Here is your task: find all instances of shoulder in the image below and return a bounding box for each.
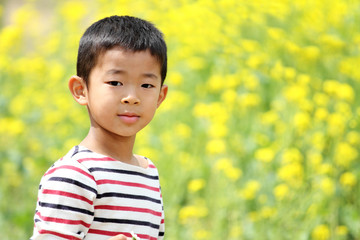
[44,146,94,177]
[40,146,98,193]
[134,154,159,170]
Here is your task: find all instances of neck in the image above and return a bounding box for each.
[80,126,136,164]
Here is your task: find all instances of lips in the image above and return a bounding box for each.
[118,113,140,124]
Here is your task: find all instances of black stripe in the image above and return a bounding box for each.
[48,177,97,194]
[88,167,159,180]
[159,231,165,237]
[71,145,79,157]
[97,192,161,204]
[39,201,94,216]
[93,217,159,229]
[71,145,92,157]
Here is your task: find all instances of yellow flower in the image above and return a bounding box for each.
[284,67,297,81]
[224,167,242,181]
[167,72,183,86]
[335,142,358,168]
[162,90,190,111]
[281,148,303,164]
[320,177,335,196]
[261,110,279,125]
[340,172,357,187]
[215,158,232,170]
[187,57,206,70]
[313,92,329,107]
[194,230,210,239]
[0,26,22,51]
[243,73,259,90]
[238,93,261,108]
[327,113,346,136]
[277,162,303,187]
[274,184,289,201]
[302,46,320,61]
[179,205,208,224]
[320,34,345,51]
[260,206,277,219]
[241,39,259,52]
[323,80,339,95]
[193,103,210,118]
[294,111,311,133]
[314,108,328,121]
[283,84,308,102]
[206,139,226,155]
[1,161,22,187]
[336,83,355,102]
[209,122,228,138]
[285,41,300,54]
[221,89,237,105]
[175,123,192,139]
[308,152,323,169]
[255,147,275,163]
[59,1,87,23]
[188,179,206,192]
[0,118,25,136]
[336,225,348,236]
[312,224,330,240]
[246,53,267,69]
[267,27,285,40]
[215,158,242,181]
[207,75,224,92]
[317,163,334,176]
[346,131,360,145]
[230,225,243,238]
[339,57,360,81]
[239,180,261,200]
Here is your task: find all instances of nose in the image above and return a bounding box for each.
[121,92,140,105]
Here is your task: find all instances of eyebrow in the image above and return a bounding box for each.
[106,69,159,80]
[106,69,125,75]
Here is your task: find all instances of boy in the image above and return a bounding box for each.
[31,15,168,240]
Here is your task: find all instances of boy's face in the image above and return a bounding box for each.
[83,47,167,138]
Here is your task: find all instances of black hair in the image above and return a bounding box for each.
[76,15,167,85]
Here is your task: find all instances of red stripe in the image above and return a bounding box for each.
[148,164,156,168]
[78,157,116,163]
[96,179,160,192]
[38,229,82,240]
[95,205,162,217]
[45,165,94,181]
[138,233,158,240]
[42,189,93,205]
[87,229,127,236]
[161,218,165,224]
[36,212,91,228]
[87,229,156,240]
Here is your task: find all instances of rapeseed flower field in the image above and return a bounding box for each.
[1,0,360,239]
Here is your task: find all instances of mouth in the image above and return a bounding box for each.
[118,113,140,124]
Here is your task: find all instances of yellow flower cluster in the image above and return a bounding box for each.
[1,0,360,239]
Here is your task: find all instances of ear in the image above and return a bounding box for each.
[157,84,168,108]
[68,75,88,105]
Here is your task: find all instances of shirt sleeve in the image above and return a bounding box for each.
[158,187,165,240]
[31,160,97,240]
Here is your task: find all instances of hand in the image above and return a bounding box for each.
[107,234,131,240]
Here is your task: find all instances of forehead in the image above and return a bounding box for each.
[95,47,162,72]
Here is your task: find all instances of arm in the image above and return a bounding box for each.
[31,161,97,239]
[108,235,131,240]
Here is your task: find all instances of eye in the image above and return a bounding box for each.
[108,81,122,86]
[142,83,155,89]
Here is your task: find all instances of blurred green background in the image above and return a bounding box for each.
[1,0,360,239]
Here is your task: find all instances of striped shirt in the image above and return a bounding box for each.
[31,145,165,240]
